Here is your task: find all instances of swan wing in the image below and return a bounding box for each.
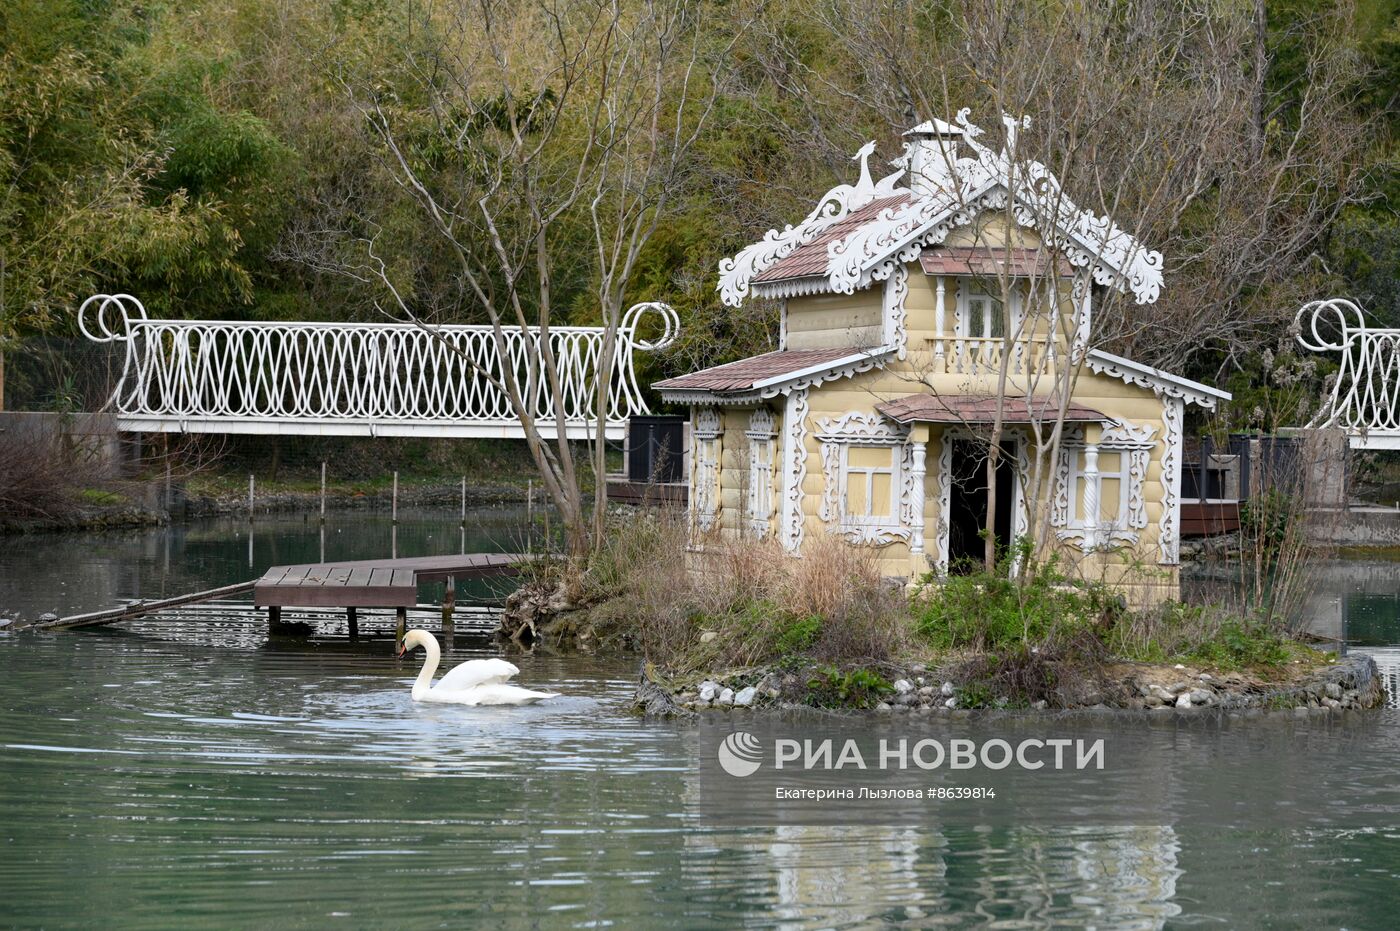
[460,683,560,706]
[434,658,519,692]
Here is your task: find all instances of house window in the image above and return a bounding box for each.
[957,282,1023,339]
[843,445,899,526]
[1067,449,1129,530]
[816,412,913,546]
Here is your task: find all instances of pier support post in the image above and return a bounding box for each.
[395,606,407,646]
[441,575,455,646]
[347,606,358,642]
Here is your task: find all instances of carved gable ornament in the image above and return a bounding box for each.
[718,110,1164,309]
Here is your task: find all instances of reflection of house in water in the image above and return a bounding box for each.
[685,821,1182,925]
[1366,649,1400,710]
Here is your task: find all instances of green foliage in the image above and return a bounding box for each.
[1111,601,1298,671]
[774,615,822,654]
[804,665,893,709]
[953,682,996,710]
[1184,620,1292,670]
[913,548,1110,652]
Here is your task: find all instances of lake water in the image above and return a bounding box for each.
[4,512,1400,928]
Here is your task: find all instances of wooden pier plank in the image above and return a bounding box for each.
[36,552,530,629]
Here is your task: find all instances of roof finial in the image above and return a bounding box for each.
[852,141,876,198]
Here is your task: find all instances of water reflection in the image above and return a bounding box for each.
[4,524,1400,926]
[0,507,533,621]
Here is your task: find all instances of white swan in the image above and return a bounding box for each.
[398,629,559,706]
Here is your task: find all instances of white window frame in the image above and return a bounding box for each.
[1067,449,1130,532]
[955,280,1024,340]
[1050,420,1157,551]
[840,444,901,530]
[815,413,915,546]
[745,408,776,537]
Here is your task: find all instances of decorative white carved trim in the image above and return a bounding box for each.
[934,276,947,360]
[1013,432,1031,543]
[694,406,722,438]
[815,413,915,546]
[745,408,776,538]
[717,142,908,307]
[692,406,722,533]
[728,111,1170,311]
[930,428,1028,571]
[1051,418,1155,551]
[884,262,909,361]
[745,406,776,440]
[751,276,838,301]
[815,411,909,445]
[780,390,809,553]
[1101,417,1157,449]
[934,433,952,574]
[656,348,894,407]
[1085,349,1228,409]
[909,440,927,556]
[1159,396,1184,564]
[814,111,1164,305]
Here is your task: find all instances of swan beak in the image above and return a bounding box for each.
[396,642,405,657]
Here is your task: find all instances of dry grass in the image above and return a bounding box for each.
[0,427,104,523]
[583,512,910,670]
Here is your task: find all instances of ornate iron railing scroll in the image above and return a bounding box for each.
[78,295,679,438]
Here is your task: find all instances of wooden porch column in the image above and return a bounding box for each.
[933,276,947,370]
[908,426,928,571]
[395,606,407,645]
[346,606,358,642]
[1082,442,1100,551]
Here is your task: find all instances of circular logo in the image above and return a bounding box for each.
[717,731,763,778]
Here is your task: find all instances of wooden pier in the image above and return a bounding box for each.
[30,553,527,642]
[255,553,524,641]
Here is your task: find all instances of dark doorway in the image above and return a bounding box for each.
[947,438,1016,573]
[626,416,685,484]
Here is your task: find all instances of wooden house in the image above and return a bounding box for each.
[655,114,1229,598]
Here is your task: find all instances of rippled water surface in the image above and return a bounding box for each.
[4,515,1400,928]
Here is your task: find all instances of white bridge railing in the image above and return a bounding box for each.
[79,295,678,440]
[1297,299,1400,450]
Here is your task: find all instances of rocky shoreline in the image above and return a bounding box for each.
[635,653,1385,717]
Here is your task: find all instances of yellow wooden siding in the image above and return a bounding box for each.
[785,291,883,350]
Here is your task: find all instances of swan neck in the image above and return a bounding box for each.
[412,636,440,699]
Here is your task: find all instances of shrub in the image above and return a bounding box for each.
[913,550,1110,652]
[804,665,893,708]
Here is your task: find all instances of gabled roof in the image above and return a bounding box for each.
[718,111,1164,308]
[1085,349,1231,410]
[754,196,910,283]
[654,345,891,403]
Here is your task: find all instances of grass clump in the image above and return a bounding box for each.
[1109,602,1299,671]
[804,665,894,709]
[913,548,1116,653]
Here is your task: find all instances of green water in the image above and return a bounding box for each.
[5,514,1400,928]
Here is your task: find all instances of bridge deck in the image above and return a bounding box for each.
[254,553,524,608]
